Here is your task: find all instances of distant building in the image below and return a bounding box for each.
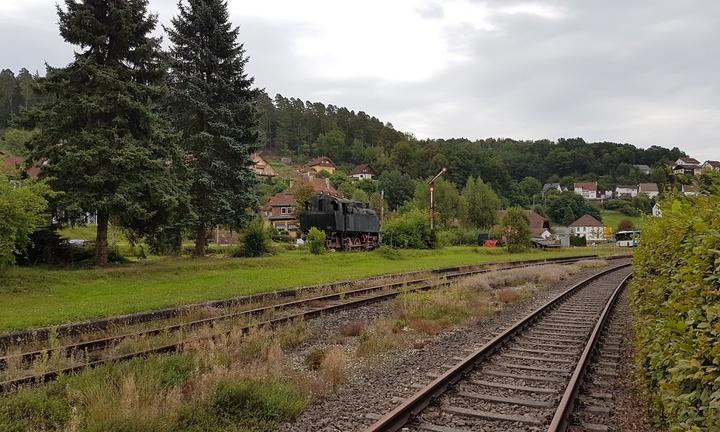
[542,183,562,194]
[497,209,551,238]
[250,153,277,177]
[349,164,376,181]
[1,153,40,178]
[308,156,336,174]
[673,157,702,176]
[702,160,720,172]
[615,185,638,198]
[682,184,699,196]
[569,214,605,242]
[633,164,651,175]
[574,182,598,200]
[638,183,659,199]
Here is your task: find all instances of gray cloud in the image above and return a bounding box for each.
[1,0,718,160]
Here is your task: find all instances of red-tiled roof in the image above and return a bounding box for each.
[308,156,335,168]
[1,154,39,178]
[677,157,700,165]
[262,178,338,210]
[638,183,659,192]
[497,210,550,237]
[574,182,597,191]
[682,184,698,192]
[569,214,604,228]
[350,164,375,176]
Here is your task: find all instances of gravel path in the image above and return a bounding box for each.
[278,262,630,432]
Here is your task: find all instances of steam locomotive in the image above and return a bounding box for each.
[298,194,380,250]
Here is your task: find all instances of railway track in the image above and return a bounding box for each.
[365,263,632,432]
[0,255,616,395]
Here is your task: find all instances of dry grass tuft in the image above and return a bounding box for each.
[318,347,347,390]
[356,320,407,357]
[338,321,365,337]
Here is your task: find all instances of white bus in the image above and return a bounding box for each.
[616,230,640,247]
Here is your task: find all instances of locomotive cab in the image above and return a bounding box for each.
[299,194,380,250]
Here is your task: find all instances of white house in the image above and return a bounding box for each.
[569,214,605,242]
[349,164,376,181]
[673,157,702,176]
[615,185,638,198]
[574,182,598,200]
[652,203,662,217]
[638,183,659,199]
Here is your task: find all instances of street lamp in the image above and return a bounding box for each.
[428,167,447,231]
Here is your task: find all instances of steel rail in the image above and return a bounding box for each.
[0,257,616,395]
[0,254,618,349]
[0,256,607,370]
[364,263,631,432]
[547,272,633,431]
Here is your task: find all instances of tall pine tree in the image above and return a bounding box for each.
[167,0,259,256]
[20,0,183,266]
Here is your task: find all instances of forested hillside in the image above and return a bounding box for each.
[2,67,685,207]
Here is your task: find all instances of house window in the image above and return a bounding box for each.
[280,207,293,215]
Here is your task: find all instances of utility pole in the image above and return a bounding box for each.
[428,167,447,231]
[380,189,385,224]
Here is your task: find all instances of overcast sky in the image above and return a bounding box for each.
[1,0,718,160]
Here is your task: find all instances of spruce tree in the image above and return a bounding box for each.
[21,0,183,266]
[167,0,259,256]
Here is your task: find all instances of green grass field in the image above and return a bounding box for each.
[0,247,618,332]
[599,209,645,231]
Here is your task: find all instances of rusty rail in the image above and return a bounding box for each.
[364,263,631,432]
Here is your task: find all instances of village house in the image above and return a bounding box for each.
[1,152,40,178]
[702,160,720,172]
[672,157,702,176]
[308,156,336,174]
[542,183,562,194]
[349,164,375,181]
[573,182,598,200]
[250,153,277,177]
[638,183,659,198]
[682,184,699,197]
[569,214,605,243]
[632,164,651,175]
[615,185,638,198]
[262,176,338,237]
[497,209,551,238]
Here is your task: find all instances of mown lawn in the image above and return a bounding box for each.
[0,247,615,332]
[599,209,645,231]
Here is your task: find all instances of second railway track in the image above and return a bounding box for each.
[366,263,632,432]
[0,255,617,395]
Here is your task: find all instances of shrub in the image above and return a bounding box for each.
[496,207,531,253]
[374,245,401,260]
[630,189,720,431]
[617,219,634,231]
[240,218,273,257]
[211,380,307,423]
[381,208,435,249]
[307,227,326,254]
[570,235,586,247]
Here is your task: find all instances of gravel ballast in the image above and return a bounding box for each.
[278,262,636,432]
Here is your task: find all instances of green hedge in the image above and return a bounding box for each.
[630,190,720,431]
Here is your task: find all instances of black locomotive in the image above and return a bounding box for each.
[298,194,380,250]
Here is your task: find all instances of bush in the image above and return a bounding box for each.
[381,208,436,249]
[495,208,531,253]
[570,235,586,247]
[307,227,326,254]
[0,385,71,431]
[239,218,273,257]
[630,189,720,431]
